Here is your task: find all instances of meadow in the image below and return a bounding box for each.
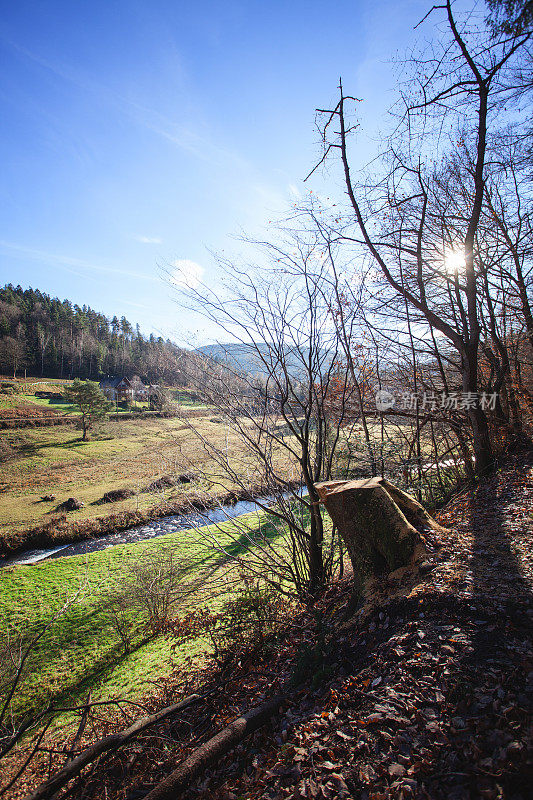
[0,510,284,734]
[0,381,455,555]
[0,385,301,736]
[0,398,273,552]
[0,379,452,744]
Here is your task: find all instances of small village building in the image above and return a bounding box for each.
[100,376,158,404]
[130,375,150,400]
[99,377,135,403]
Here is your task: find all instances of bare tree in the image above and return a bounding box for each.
[308,0,531,476]
[0,336,26,378]
[175,235,360,597]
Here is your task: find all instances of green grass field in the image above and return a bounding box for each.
[0,380,333,743]
[0,509,287,734]
[0,378,457,744]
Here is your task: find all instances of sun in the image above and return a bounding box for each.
[444,249,466,274]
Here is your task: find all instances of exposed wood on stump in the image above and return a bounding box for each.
[315,477,445,590]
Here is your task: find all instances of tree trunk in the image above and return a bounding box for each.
[308,502,324,596]
[467,403,493,476]
[315,477,444,591]
[24,693,203,800]
[515,264,533,361]
[143,695,284,800]
[462,349,493,477]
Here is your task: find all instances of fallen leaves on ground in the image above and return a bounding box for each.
[11,448,533,800]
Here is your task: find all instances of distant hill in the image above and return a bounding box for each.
[197,342,334,381]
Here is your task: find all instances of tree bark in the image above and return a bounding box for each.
[23,694,203,800]
[143,695,284,800]
[315,477,444,590]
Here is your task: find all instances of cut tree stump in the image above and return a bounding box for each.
[315,477,446,590]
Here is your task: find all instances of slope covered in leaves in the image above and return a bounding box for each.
[14,447,533,800]
[167,448,533,800]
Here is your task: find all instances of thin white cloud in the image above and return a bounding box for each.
[4,38,250,172]
[134,235,162,244]
[121,299,149,309]
[131,109,250,170]
[169,259,204,289]
[0,239,157,282]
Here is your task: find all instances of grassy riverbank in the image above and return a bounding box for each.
[0,413,283,553]
[0,510,284,733]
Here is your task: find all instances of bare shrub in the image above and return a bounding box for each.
[101,592,137,654]
[209,573,292,666]
[130,549,193,634]
[101,548,197,647]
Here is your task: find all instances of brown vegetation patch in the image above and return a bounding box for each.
[143,474,194,492]
[99,488,136,504]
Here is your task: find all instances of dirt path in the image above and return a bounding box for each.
[430,446,533,606]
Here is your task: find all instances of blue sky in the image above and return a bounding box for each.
[0,0,429,343]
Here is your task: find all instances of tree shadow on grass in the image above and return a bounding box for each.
[8,602,158,724]
[38,638,135,714]
[17,438,87,457]
[32,518,285,710]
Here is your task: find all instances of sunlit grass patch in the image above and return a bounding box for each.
[0,414,298,545]
[0,509,287,730]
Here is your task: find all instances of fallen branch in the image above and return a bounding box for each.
[63,693,91,764]
[22,693,203,800]
[143,694,285,800]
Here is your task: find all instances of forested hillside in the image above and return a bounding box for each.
[0,284,187,383]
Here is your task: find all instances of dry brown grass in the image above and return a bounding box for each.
[0,414,295,553]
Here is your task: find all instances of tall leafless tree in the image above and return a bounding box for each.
[175,235,362,596]
[308,0,531,475]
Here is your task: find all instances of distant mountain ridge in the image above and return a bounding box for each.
[197,342,334,380]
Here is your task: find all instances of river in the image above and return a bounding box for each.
[1,493,288,569]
